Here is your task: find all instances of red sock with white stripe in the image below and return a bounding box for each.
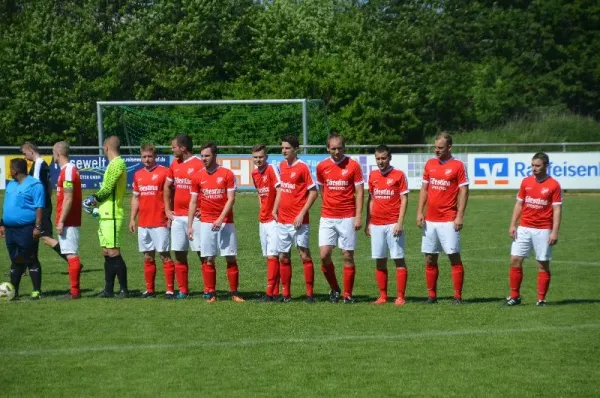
[280,259,292,297]
[375,268,388,299]
[163,260,175,293]
[144,259,156,293]
[425,264,438,298]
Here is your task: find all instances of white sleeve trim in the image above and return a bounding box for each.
[190,192,199,196]
[166,177,174,182]
[133,192,140,196]
[458,181,470,187]
[400,189,410,195]
[354,181,365,186]
[307,183,316,190]
[421,180,429,184]
[65,163,74,182]
[552,202,562,206]
[227,188,236,192]
[33,158,43,180]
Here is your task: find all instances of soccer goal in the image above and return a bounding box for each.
[96,99,329,155]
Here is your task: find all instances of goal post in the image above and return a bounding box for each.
[96,99,323,155]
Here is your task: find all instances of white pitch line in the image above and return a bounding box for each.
[4,324,599,357]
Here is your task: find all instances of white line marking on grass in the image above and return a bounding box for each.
[4,324,599,357]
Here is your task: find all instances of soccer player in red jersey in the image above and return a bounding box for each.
[365,145,410,306]
[164,134,204,299]
[251,144,282,301]
[416,133,469,304]
[129,144,175,299]
[505,152,562,307]
[273,135,318,303]
[188,142,243,303]
[316,133,364,303]
[52,141,83,300]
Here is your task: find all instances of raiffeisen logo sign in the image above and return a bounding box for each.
[468,153,600,190]
[473,158,509,186]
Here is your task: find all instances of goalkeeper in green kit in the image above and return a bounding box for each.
[83,136,129,298]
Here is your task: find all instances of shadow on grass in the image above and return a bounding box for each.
[550,299,600,306]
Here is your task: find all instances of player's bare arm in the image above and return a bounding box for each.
[454,185,469,231]
[395,193,408,237]
[272,187,281,222]
[354,183,364,231]
[187,195,198,240]
[129,194,140,234]
[163,179,174,221]
[416,182,428,228]
[213,190,235,231]
[57,186,73,235]
[508,200,523,239]
[294,188,318,229]
[549,205,562,246]
[365,193,372,236]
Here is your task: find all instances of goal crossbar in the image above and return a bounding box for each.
[96,99,310,155]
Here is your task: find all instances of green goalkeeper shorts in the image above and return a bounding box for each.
[98,219,123,249]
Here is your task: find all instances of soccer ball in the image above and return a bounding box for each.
[0,282,16,301]
[92,208,100,218]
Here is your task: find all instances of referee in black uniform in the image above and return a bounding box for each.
[21,142,69,264]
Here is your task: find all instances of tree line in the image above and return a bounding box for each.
[1,0,598,147]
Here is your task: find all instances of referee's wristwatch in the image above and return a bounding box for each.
[34,224,42,231]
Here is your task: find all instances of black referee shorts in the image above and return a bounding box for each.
[5,225,38,264]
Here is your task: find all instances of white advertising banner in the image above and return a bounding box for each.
[0,156,5,190]
[468,152,600,190]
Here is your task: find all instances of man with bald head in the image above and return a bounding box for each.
[53,141,83,299]
[83,136,130,298]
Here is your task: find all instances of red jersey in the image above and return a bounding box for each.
[190,166,236,223]
[517,176,562,229]
[278,159,316,224]
[316,156,364,219]
[368,168,409,226]
[133,165,169,227]
[422,157,469,222]
[167,156,204,217]
[56,163,82,227]
[252,164,281,223]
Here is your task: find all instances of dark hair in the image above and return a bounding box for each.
[435,132,453,146]
[252,144,267,153]
[21,141,39,153]
[374,144,391,157]
[174,134,193,152]
[532,152,550,166]
[326,133,345,148]
[282,135,300,149]
[10,158,28,174]
[140,144,157,155]
[200,141,218,155]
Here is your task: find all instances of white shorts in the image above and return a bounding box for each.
[370,224,405,259]
[171,215,201,252]
[200,222,237,257]
[318,217,356,250]
[511,226,552,261]
[260,221,279,257]
[58,226,80,255]
[138,227,170,253]
[421,221,461,254]
[277,223,310,253]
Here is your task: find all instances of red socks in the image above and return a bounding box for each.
[202,263,216,293]
[67,256,81,296]
[280,259,292,297]
[375,268,388,299]
[226,262,240,292]
[343,266,356,298]
[537,271,551,301]
[266,258,279,296]
[174,261,189,294]
[451,263,464,299]
[396,267,407,299]
[144,259,157,293]
[163,260,175,293]
[303,259,314,296]
[425,264,438,298]
[321,263,340,292]
[509,266,523,299]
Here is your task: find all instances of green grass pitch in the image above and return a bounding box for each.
[0,191,599,396]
